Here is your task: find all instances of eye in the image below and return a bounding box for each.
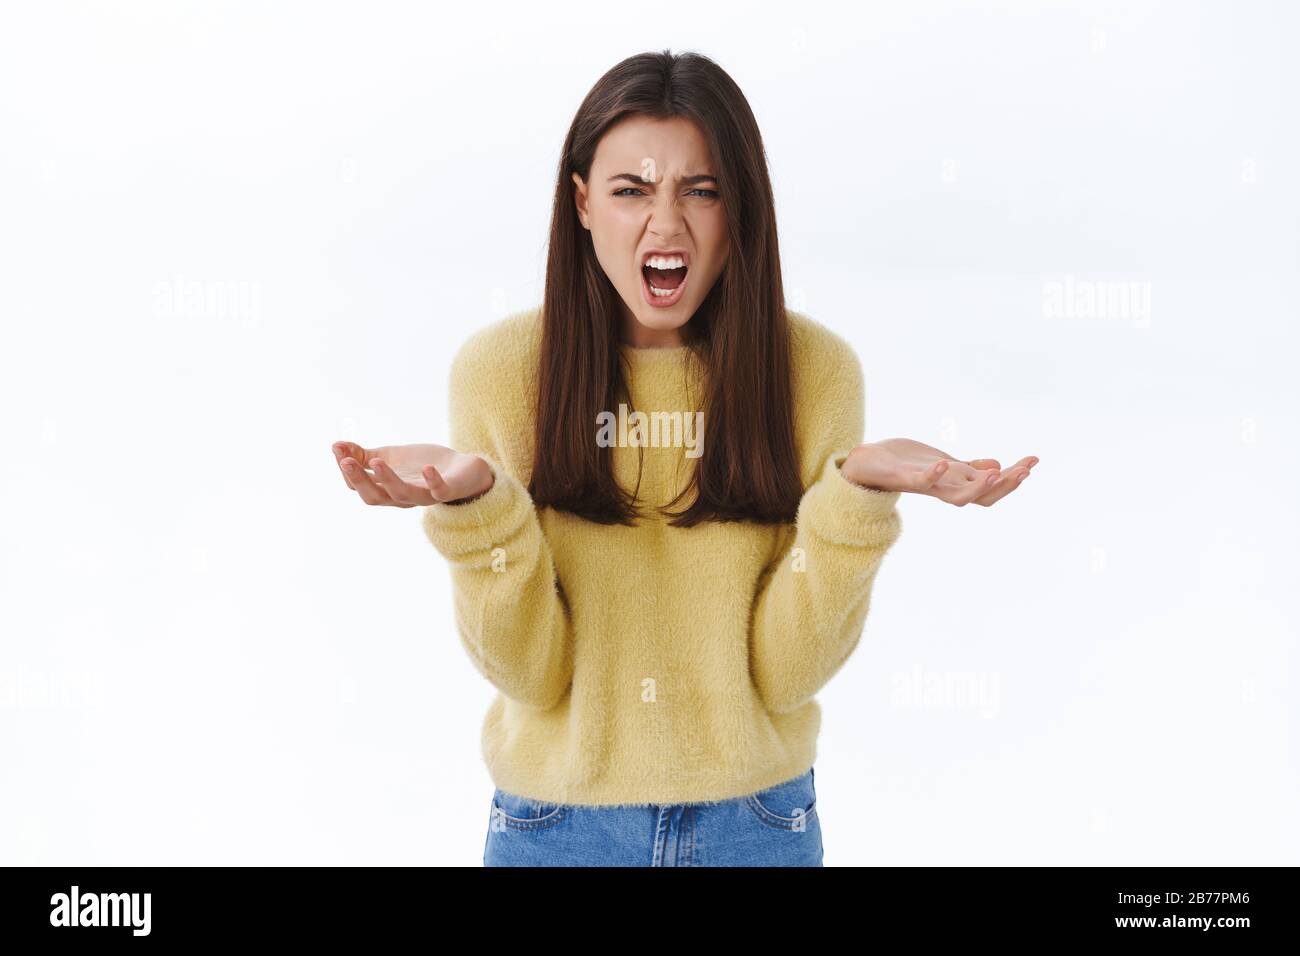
[613,187,720,198]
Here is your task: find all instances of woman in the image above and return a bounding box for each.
[331,50,1036,866]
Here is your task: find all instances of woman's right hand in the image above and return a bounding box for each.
[331,441,495,507]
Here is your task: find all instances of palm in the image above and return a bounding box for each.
[331,440,493,507]
[843,437,1037,507]
[367,444,442,483]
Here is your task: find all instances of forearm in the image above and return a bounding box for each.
[750,452,903,714]
[423,454,575,708]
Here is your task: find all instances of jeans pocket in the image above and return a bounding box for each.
[744,768,817,831]
[489,788,566,831]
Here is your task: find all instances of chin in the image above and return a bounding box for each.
[636,310,689,330]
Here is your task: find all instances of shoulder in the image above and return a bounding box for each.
[448,304,543,391]
[780,308,863,408]
[786,308,862,392]
[444,306,542,473]
[784,309,867,485]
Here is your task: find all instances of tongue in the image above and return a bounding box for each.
[647,266,687,290]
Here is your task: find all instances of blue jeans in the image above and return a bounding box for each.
[483,767,823,866]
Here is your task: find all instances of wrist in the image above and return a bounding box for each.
[838,460,890,493]
[445,472,495,505]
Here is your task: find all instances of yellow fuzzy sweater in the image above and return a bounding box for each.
[421,306,903,807]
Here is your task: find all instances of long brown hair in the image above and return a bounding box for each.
[530,49,802,528]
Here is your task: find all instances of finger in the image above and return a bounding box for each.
[334,440,370,462]
[334,455,356,490]
[333,441,369,490]
[422,463,457,502]
[1002,455,1038,475]
[926,460,987,500]
[967,458,1001,471]
[956,468,1001,505]
[934,466,1000,506]
[340,456,395,505]
[972,468,1027,506]
[370,457,432,507]
[972,458,1036,506]
[937,459,983,482]
[914,458,950,491]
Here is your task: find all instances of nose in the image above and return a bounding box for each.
[647,192,686,243]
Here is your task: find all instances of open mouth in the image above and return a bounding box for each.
[640,252,690,307]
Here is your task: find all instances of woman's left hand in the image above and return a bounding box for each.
[840,437,1037,507]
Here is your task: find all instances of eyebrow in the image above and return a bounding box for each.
[606,172,718,186]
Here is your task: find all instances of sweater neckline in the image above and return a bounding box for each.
[618,341,704,380]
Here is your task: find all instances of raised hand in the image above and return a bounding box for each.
[840,437,1037,507]
[331,440,494,507]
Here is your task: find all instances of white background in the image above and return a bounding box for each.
[1,0,1295,865]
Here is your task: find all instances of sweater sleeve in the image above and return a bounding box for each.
[748,341,903,715]
[420,340,575,710]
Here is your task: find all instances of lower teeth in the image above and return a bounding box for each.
[645,267,686,297]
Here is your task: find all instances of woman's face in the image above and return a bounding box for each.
[573,115,729,347]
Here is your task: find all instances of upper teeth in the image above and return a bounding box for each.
[645,255,685,270]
